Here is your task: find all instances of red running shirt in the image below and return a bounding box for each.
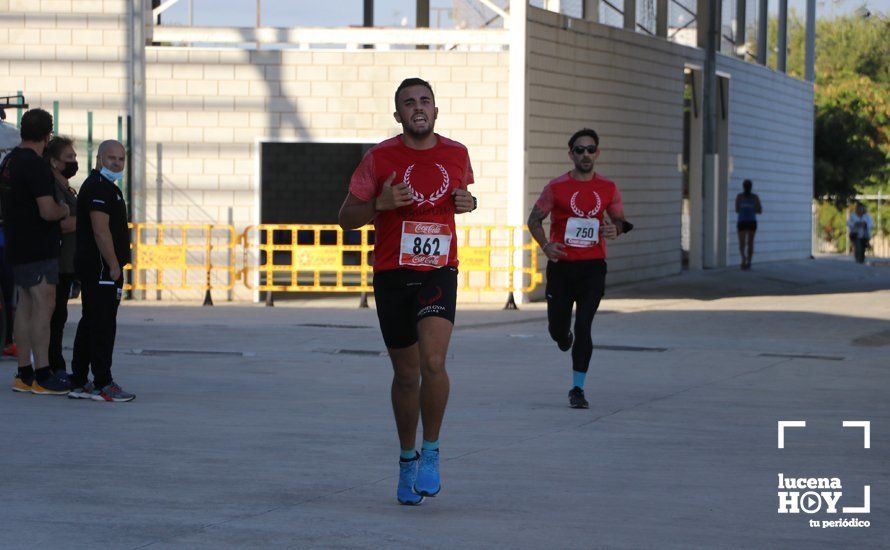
[349,135,474,272]
[534,172,623,261]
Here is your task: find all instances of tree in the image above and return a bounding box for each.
[768,12,889,204]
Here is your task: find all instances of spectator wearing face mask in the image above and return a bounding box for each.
[43,136,80,380]
[68,140,134,402]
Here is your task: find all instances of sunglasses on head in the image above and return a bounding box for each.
[572,145,597,155]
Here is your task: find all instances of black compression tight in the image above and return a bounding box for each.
[545,260,606,373]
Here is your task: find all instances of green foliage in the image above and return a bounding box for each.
[815,78,888,204]
[758,13,889,205]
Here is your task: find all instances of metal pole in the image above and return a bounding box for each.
[363,0,374,49]
[777,0,788,72]
[804,0,816,81]
[583,0,600,22]
[86,111,93,170]
[657,0,668,37]
[735,0,747,56]
[416,0,429,49]
[757,0,768,65]
[156,142,162,302]
[624,0,636,31]
[52,100,59,135]
[227,206,234,302]
[256,0,261,50]
[16,90,23,128]
[702,0,719,267]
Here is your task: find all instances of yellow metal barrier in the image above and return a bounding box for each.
[455,226,542,295]
[126,223,237,292]
[241,224,542,296]
[241,224,375,292]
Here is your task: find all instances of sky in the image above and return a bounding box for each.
[157,0,888,28]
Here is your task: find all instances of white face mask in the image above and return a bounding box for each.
[100,166,124,182]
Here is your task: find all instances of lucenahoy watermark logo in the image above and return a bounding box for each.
[777,421,871,529]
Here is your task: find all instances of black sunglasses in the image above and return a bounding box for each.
[572,145,597,155]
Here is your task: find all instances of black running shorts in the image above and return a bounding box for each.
[737,221,757,232]
[372,266,458,349]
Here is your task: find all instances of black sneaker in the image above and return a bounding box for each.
[568,386,589,409]
[557,332,573,352]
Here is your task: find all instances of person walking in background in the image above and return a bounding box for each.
[847,202,874,264]
[735,179,762,270]
[44,136,79,380]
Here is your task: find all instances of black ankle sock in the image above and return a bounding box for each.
[18,365,33,378]
[35,366,52,382]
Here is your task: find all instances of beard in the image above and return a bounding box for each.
[575,159,594,174]
[404,120,435,139]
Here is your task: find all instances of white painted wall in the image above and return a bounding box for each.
[717,55,815,266]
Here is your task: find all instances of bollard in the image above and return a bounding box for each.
[265,290,274,307]
[358,291,369,308]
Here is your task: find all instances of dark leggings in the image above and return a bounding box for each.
[545,260,606,373]
[49,273,77,372]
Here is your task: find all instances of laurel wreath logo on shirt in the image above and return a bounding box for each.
[570,191,602,218]
[404,163,451,207]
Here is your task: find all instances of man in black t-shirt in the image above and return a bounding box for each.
[0,109,71,395]
[68,140,135,402]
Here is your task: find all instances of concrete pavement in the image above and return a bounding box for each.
[1,258,888,549]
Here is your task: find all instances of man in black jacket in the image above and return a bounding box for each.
[67,140,134,402]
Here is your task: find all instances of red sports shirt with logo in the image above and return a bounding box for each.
[534,172,623,261]
[349,134,474,272]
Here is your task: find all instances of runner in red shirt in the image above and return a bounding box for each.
[338,78,476,505]
[527,128,632,409]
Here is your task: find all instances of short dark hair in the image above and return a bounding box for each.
[743,179,753,190]
[44,135,74,161]
[568,128,599,149]
[394,78,435,109]
[20,108,53,142]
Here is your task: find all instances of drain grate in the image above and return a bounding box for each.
[129,349,250,357]
[297,323,372,329]
[593,344,667,353]
[335,349,388,357]
[759,352,844,361]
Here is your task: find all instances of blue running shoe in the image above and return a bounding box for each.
[397,454,423,505]
[414,449,440,497]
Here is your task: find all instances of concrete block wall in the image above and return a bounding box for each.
[145,47,510,301]
[525,7,694,289]
[0,0,131,186]
[717,55,814,266]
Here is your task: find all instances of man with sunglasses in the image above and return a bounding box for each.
[527,128,631,409]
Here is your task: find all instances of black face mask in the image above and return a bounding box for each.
[61,161,78,179]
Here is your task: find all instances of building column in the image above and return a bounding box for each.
[777,0,788,72]
[656,0,668,37]
[624,0,636,31]
[756,0,768,64]
[508,0,527,302]
[416,0,429,27]
[583,0,600,22]
[129,0,147,223]
[735,0,746,56]
[805,0,816,81]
